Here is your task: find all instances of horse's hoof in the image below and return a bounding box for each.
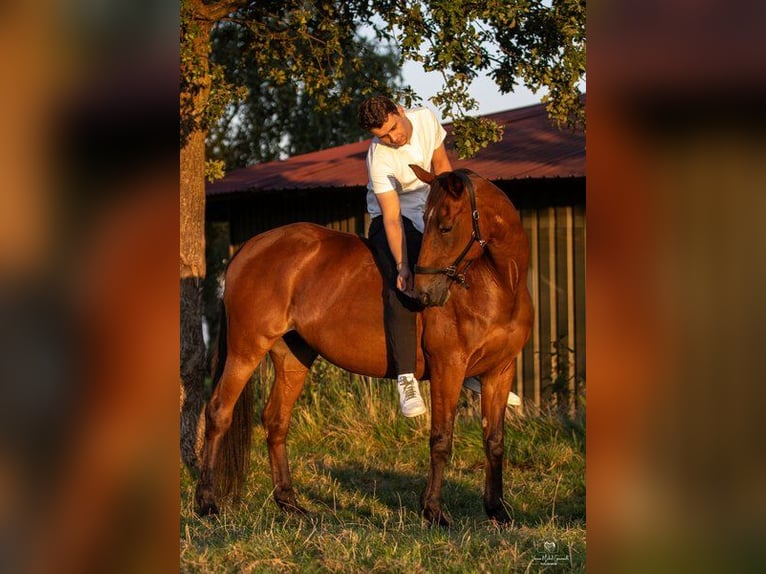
[274,491,308,516]
[485,502,512,525]
[195,487,220,517]
[423,507,452,528]
[196,500,220,517]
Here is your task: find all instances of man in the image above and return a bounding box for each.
[359,95,521,417]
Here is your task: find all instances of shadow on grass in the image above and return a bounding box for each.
[297,462,485,522]
[292,459,585,528]
[295,462,581,527]
[300,463,425,518]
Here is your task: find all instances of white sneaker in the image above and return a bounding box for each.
[462,377,522,407]
[397,374,427,417]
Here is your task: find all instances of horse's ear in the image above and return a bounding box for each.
[410,164,435,184]
[445,172,465,198]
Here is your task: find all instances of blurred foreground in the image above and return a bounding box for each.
[588,1,766,571]
[0,1,178,573]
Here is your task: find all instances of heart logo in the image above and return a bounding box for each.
[543,541,556,553]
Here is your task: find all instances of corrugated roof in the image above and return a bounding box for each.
[207,98,585,196]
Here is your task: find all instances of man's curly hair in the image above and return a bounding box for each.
[358,95,399,131]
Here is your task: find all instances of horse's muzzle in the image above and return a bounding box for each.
[415,277,451,307]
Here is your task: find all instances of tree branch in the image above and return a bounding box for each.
[198,0,251,22]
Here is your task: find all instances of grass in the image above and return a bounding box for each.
[181,360,585,572]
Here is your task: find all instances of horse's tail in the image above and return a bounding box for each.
[210,302,253,501]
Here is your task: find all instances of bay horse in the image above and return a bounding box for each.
[194,167,533,525]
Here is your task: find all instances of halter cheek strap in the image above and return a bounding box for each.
[414,172,487,288]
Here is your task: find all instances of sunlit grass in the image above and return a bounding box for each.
[181,359,585,572]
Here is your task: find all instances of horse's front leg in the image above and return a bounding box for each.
[421,365,464,527]
[479,364,515,524]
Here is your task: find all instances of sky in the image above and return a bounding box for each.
[360,16,550,123]
[400,59,544,123]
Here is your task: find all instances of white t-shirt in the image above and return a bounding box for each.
[365,107,447,233]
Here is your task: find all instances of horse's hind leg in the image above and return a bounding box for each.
[263,331,317,514]
[195,349,264,516]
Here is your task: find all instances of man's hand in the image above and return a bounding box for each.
[396,265,414,294]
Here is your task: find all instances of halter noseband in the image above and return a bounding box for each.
[413,171,487,288]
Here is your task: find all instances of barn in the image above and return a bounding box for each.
[206,100,585,413]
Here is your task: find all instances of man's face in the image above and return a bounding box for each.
[370,106,413,148]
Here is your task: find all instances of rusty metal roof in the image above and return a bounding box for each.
[207,99,585,196]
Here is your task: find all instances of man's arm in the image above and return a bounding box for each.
[375,190,413,294]
[431,142,452,174]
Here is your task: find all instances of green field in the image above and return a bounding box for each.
[180,360,586,572]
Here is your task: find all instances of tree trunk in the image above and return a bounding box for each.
[180,127,208,473]
[180,278,206,473]
[180,3,215,473]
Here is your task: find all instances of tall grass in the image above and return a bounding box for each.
[181,358,585,572]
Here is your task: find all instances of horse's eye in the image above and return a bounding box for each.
[439,225,452,234]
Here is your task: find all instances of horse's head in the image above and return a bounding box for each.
[411,165,488,307]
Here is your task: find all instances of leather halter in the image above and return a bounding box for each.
[414,171,487,288]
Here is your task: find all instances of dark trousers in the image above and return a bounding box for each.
[368,216,423,375]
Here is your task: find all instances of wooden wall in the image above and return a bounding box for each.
[518,203,586,415]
